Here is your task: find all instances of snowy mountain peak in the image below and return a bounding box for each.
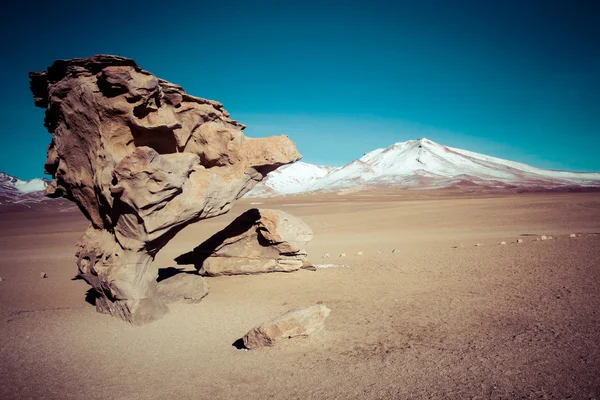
[247,139,600,196]
[0,172,48,194]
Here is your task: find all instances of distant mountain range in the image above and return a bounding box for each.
[248,138,600,196]
[0,172,73,213]
[3,138,600,210]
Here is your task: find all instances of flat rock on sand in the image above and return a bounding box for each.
[242,304,331,349]
[156,273,209,304]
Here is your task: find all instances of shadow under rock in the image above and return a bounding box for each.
[157,267,199,282]
[232,338,248,350]
[85,288,101,306]
[174,208,262,270]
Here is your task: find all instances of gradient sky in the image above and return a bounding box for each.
[1,0,598,179]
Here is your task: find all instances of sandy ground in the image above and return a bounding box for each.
[1,190,600,399]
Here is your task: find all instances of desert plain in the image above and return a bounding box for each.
[1,190,599,399]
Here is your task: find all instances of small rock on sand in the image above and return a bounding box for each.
[475,243,482,247]
[40,272,47,279]
[0,276,4,282]
[540,235,547,241]
[339,253,346,257]
[377,251,381,254]
[500,241,507,245]
[548,236,553,240]
[391,249,400,253]
[242,304,331,349]
[516,239,523,243]
[322,253,330,258]
[569,233,576,238]
[356,252,363,256]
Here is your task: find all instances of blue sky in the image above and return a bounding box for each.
[1,0,598,179]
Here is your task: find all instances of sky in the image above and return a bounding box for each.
[0,0,598,179]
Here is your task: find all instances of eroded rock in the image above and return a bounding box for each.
[30,55,300,324]
[177,208,312,276]
[242,304,331,349]
[157,273,209,304]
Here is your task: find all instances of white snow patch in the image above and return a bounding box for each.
[14,178,47,193]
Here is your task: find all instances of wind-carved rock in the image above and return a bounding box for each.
[176,209,313,276]
[29,55,300,324]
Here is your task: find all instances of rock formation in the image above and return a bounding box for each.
[242,304,331,349]
[29,55,300,324]
[176,208,313,276]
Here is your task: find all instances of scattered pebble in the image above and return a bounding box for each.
[0,276,4,282]
[322,253,330,259]
[569,233,576,238]
[500,241,506,245]
[377,251,381,254]
[548,236,553,240]
[536,238,540,241]
[40,272,47,279]
[540,235,547,241]
[356,251,363,256]
[339,253,346,257]
[314,264,349,269]
[391,249,400,253]
[475,243,482,247]
[516,239,523,243]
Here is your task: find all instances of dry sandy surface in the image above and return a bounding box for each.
[1,190,600,399]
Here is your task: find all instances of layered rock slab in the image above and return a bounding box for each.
[242,304,331,349]
[177,208,313,276]
[30,55,300,324]
[156,273,209,304]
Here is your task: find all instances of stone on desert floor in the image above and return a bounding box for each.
[517,239,523,243]
[29,55,300,324]
[176,209,312,276]
[40,272,47,279]
[540,235,548,241]
[242,304,331,349]
[500,241,507,245]
[156,273,209,304]
[357,251,363,255]
[570,233,577,238]
[339,253,346,257]
[0,276,4,282]
[392,249,400,253]
[322,253,330,258]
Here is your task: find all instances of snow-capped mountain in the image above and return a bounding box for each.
[249,162,335,196]
[0,172,47,194]
[0,172,73,213]
[248,138,600,196]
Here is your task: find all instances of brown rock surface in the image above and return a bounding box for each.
[29,55,300,324]
[177,208,313,276]
[242,304,331,349]
[156,273,209,304]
